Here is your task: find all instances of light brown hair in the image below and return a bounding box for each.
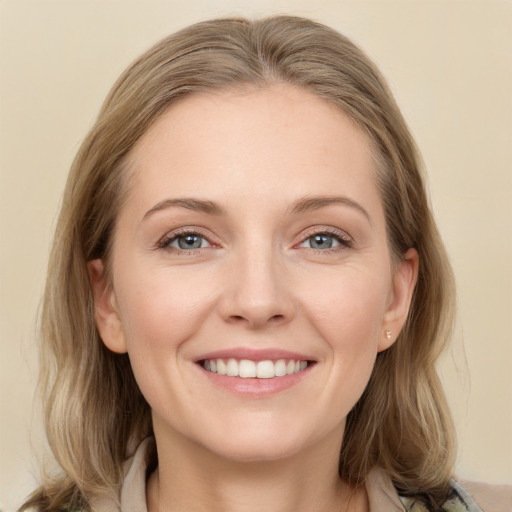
[22,15,456,511]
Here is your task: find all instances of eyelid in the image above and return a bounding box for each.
[295,226,353,249]
[157,227,219,252]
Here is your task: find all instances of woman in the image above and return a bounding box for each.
[20,15,510,512]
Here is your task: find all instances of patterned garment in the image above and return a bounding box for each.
[399,480,483,512]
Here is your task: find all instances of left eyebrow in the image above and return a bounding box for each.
[290,195,372,224]
[142,197,226,222]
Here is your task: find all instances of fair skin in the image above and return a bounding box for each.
[89,84,418,512]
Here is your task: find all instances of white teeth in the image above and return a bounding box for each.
[217,359,227,375]
[202,358,310,378]
[226,358,238,377]
[274,359,287,377]
[239,359,257,378]
[256,360,275,379]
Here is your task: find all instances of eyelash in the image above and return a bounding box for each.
[297,228,353,252]
[158,228,214,254]
[157,227,353,254]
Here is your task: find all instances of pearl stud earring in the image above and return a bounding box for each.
[385,330,392,341]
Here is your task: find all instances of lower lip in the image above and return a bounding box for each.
[197,364,314,396]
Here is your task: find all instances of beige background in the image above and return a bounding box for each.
[1,0,510,509]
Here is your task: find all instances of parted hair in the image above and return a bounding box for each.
[22,15,456,511]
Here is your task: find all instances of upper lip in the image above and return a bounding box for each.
[194,347,316,363]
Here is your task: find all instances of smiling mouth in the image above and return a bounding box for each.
[200,358,312,379]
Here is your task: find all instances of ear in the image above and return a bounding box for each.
[379,248,419,352]
[88,259,127,354]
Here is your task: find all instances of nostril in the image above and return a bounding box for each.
[227,312,287,328]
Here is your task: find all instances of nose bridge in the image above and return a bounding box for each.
[220,237,294,328]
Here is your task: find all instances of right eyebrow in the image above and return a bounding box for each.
[142,198,226,222]
[290,195,372,225]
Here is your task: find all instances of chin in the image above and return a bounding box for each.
[208,437,305,463]
[193,416,323,463]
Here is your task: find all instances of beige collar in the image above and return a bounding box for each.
[365,466,405,511]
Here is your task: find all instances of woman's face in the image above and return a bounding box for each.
[90,84,417,462]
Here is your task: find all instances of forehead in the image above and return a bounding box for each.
[124,84,382,219]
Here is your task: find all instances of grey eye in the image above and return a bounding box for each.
[301,234,341,250]
[171,234,210,250]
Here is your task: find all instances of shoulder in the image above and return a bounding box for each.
[454,478,512,512]
[399,478,512,512]
[366,467,511,512]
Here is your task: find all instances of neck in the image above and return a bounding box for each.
[146,420,368,512]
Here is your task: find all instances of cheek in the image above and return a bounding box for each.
[299,266,390,392]
[116,269,216,348]
[302,266,390,345]
[112,267,218,414]
[310,288,385,424]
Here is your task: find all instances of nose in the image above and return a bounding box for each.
[217,247,295,329]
